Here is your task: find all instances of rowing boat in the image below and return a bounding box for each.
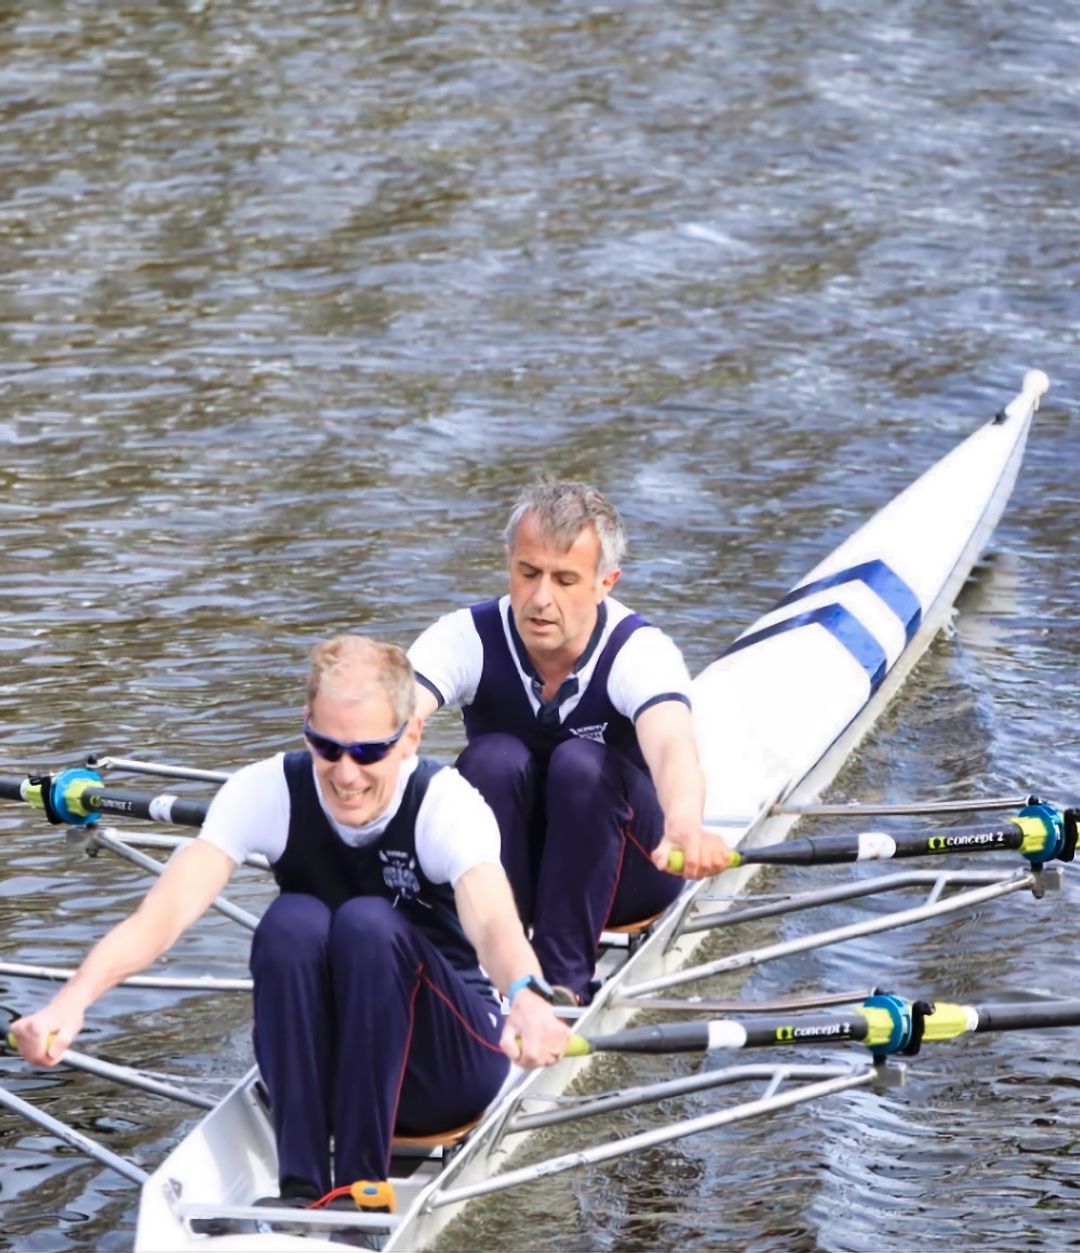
[13,374,1054,1250]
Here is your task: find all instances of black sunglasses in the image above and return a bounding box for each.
[303,721,408,766]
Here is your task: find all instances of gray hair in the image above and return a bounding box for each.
[306,635,416,725]
[504,480,627,577]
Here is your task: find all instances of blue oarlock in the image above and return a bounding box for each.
[1017,802,1063,865]
[863,992,912,1057]
[50,769,102,827]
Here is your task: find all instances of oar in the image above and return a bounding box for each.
[0,769,211,828]
[669,802,1076,873]
[1,1010,216,1109]
[565,995,1080,1059]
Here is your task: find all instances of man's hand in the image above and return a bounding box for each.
[653,818,734,880]
[500,989,572,1069]
[9,997,84,1066]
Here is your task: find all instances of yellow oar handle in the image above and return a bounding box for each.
[665,848,743,875]
[513,1034,592,1058]
[5,1029,59,1053]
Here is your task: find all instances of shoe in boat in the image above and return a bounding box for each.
[552,984,584,1007]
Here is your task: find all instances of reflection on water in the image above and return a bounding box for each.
[1,0,1078,1248]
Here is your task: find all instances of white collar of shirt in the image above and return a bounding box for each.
[497,593,630,719]
[311,754,419,848]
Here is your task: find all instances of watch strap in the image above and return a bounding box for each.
[507,973,552,1003]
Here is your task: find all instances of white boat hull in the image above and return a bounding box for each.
[135,373,1046,1253]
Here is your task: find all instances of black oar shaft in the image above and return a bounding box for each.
[741,1013,871,1048]
[570,998,1080,1060]
[570,1012,873,1057]
[579,1022,712,1054]
[76,785,209,828]
[739,822,1026,867]
[974,1000,1080,1035]
[0,774,210,828]
[0,777,31,807]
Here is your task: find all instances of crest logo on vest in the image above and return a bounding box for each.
[380,849,423,902]
[569,722,608,743]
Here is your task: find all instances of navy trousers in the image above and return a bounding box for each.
[250,893,509,1193]
[456,734,683,1000]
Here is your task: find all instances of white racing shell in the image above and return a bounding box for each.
[135,372,1047,1253]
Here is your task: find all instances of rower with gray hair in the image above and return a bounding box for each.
[503,480,628,575]
[410,480,733,1005]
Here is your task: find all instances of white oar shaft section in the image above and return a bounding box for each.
[0,1083,148,1185]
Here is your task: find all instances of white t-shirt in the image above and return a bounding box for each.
[408,595,693,724]
[198,753,500,887]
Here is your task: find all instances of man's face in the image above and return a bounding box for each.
[304,686,420,827]
[507,512,620,663]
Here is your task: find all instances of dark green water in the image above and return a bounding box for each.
[0,2,1077,1248]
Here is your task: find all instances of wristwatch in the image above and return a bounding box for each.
[507,972,556,1004]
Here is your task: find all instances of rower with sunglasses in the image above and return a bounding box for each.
[10,634,570,1210]
[409,480,734,1006]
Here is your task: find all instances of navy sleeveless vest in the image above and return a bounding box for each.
[273,752,492,996]
[461,598,648,771]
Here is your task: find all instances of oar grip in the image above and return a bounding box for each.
[665,848,743,875]
[514,1034,591,1058]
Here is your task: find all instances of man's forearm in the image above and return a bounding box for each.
[652,739,705,825]
[56,907,182,1010]
[54,840,235,1010]
[472,910,543,996]
[455,863,544,994]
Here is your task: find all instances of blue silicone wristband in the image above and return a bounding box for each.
[507,975,533,1002]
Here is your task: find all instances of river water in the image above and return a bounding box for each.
[0,1,1077,1249]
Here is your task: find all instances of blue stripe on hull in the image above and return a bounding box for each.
[721,603,889,693]
[773,559,922,642]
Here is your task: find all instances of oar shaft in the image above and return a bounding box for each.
[568,1012,872,1057]
[739,821,1028,867]
[0,773,210,828]
[569,996,1080,1060]
[76,783,209,827]
[972,1000,1080,1035]
[670,805,1066,874]
[0,776,37,807]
